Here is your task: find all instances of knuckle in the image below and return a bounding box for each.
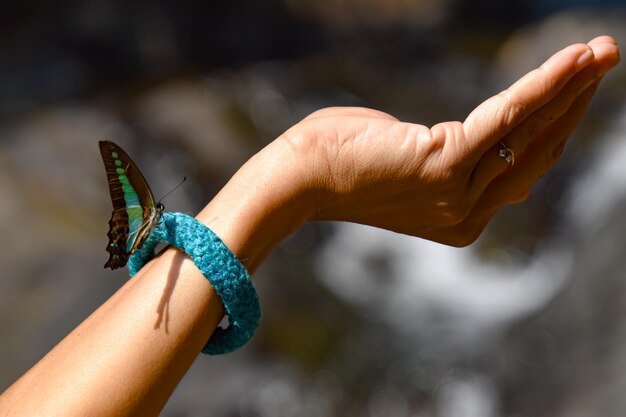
[440,197,472,226]
[496,90,526,126]
[428,121,473,175]
[510,189,530,204]
[538,140,566,175]
[524,114,549,141]
[429,121,465,150]
[280,123,316,151]
[552,140,567,161]
[448,228,481,247]
[427,122,448,151]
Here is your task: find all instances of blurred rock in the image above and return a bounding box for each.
[134,79,256,179]
[494,102,626,417]
[286,0,453,30]
[493,8,626,107]
[0,105,131,385]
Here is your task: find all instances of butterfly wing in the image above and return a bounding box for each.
[99,140,161,269]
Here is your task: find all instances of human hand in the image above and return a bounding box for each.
[279,36,620,246]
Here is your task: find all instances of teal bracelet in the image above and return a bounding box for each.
[127,212,260,355]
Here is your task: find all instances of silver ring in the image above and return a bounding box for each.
[499,142,515,166]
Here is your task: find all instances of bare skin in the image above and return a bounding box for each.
[0,36,619,417]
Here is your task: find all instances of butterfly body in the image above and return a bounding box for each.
[99,140,163,269]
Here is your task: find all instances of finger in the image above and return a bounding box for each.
[526,81,600,178]
[468,38,619,192]
[480,80,600,211]
[589,35,617,46]
[502,61,598,156]
[462,43,594,162]
[434,81,601,247]
[421,38,618,248]
[469,141,513,194]
[505,38,619,155]
[469,68,595,195]
[588,35,621,74]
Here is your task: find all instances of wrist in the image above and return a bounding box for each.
[196,137,314,272]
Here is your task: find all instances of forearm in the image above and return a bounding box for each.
[0,139,309,417]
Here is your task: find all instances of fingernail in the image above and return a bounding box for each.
[576,48,594,68]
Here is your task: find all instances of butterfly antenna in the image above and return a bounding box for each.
[158,176,187,203]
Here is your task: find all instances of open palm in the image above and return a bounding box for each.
[280,36,619,246]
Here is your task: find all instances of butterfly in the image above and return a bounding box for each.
[99,140,164,270]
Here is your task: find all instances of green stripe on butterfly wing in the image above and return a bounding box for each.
[99,140,162,270]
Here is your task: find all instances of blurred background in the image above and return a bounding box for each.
[1,1,625,416]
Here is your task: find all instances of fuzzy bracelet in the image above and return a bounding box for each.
[127,212,260,355]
